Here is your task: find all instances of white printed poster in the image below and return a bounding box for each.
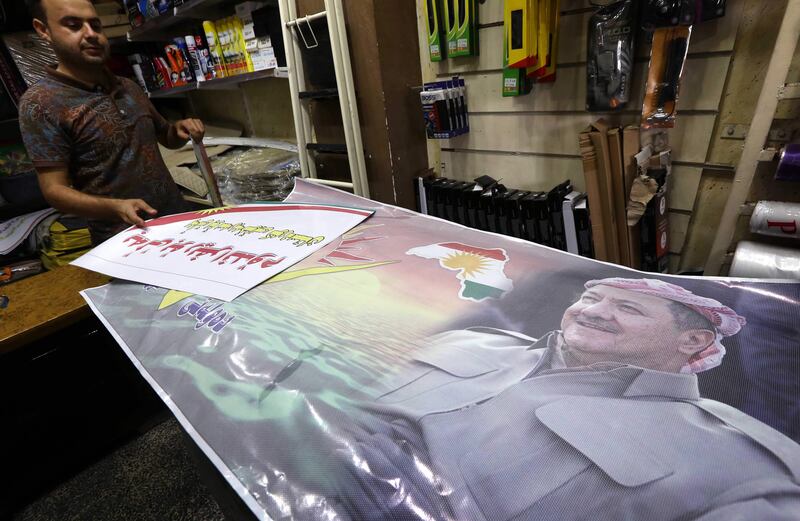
[0,208,56,255]
[73,203,373,301]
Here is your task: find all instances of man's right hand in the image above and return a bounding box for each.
[35,168,160,228]
[111,199,158,227]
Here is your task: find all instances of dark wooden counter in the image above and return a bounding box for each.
[0,265,111,355]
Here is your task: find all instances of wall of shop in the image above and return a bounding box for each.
[680,0,800,272]
[415,0,750,272]
[188,77,297,139]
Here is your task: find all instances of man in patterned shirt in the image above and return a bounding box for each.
[19,0,205,244]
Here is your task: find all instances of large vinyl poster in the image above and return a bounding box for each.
[82,180,800,521]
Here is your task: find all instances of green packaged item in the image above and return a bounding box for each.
[502,19,531,97]
[444,0,479,58]
[424,0,446,61]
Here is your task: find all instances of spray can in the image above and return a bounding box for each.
[193,35,214,80]
[125,0,145,27]
[183,35,206,82]
[219,19,236,75]
[233,16,255,73]
[155,0,172,15]
[139,0,159,18]
[153,56,173,88]
[172,38,196,82]
[127,54,149,92]
[203,20,228,78]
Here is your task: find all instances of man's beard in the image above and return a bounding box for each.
[51,39,108,69]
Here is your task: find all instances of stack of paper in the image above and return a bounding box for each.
[39,215,93,270]
[0,208,56,255]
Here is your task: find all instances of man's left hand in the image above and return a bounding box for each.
[174,118,205,142]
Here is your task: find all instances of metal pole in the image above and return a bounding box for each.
[302,178,354,189]
[285,11,328,27]
[704,0,800,276]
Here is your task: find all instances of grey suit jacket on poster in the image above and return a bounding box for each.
[370,328,800,521]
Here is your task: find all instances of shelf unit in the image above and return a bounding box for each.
[118,0,302,205]
[147,68,289,98]
[126,0,232,42]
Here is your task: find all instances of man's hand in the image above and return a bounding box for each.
[174,118,205,142]
[111,198,158,227]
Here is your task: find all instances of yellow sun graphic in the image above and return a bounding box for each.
[196,206,236,216]
[441,252,488,277]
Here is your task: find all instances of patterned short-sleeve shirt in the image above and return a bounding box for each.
[19,67,188,244]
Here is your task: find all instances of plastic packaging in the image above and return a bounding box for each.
[586,0,636,111]
[641,0,694,29]
[641,26,690,128]
[195,147,299,204]
[730,240,800,280]
[698,0,727,22]
[1,32,58,87]
[0,259,42,285]
[775,144,800,182]
[749,201,800,240]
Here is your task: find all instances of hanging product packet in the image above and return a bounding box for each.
[641,0,695,30]
[586,0,637,111]
[641,26,691,128]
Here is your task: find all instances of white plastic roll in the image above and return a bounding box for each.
[729,241,800,279]
[749,201,800,240]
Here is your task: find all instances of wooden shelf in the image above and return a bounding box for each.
[174,0,233,17]
[147,68,289,98]
[299,88,339,100]
[148,82,197,99]
[127,12,187,42]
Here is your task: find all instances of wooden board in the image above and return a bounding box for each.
[678,170,733,270]
[0,266,110,355]
[668,212,692,254]
[240,78,297,139]
[668,166,703,212]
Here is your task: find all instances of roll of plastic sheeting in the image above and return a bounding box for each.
[749,201,800,240]
[730,240,800,279]
[775,143,800,181]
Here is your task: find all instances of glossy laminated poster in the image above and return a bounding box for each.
[82,180,800,521]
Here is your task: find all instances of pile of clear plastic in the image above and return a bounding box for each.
[202,147,300,204]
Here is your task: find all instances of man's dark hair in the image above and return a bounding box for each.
[668,301,714,332]
[25,0,45,22]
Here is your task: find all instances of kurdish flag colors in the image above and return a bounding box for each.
[407,242,513,301]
